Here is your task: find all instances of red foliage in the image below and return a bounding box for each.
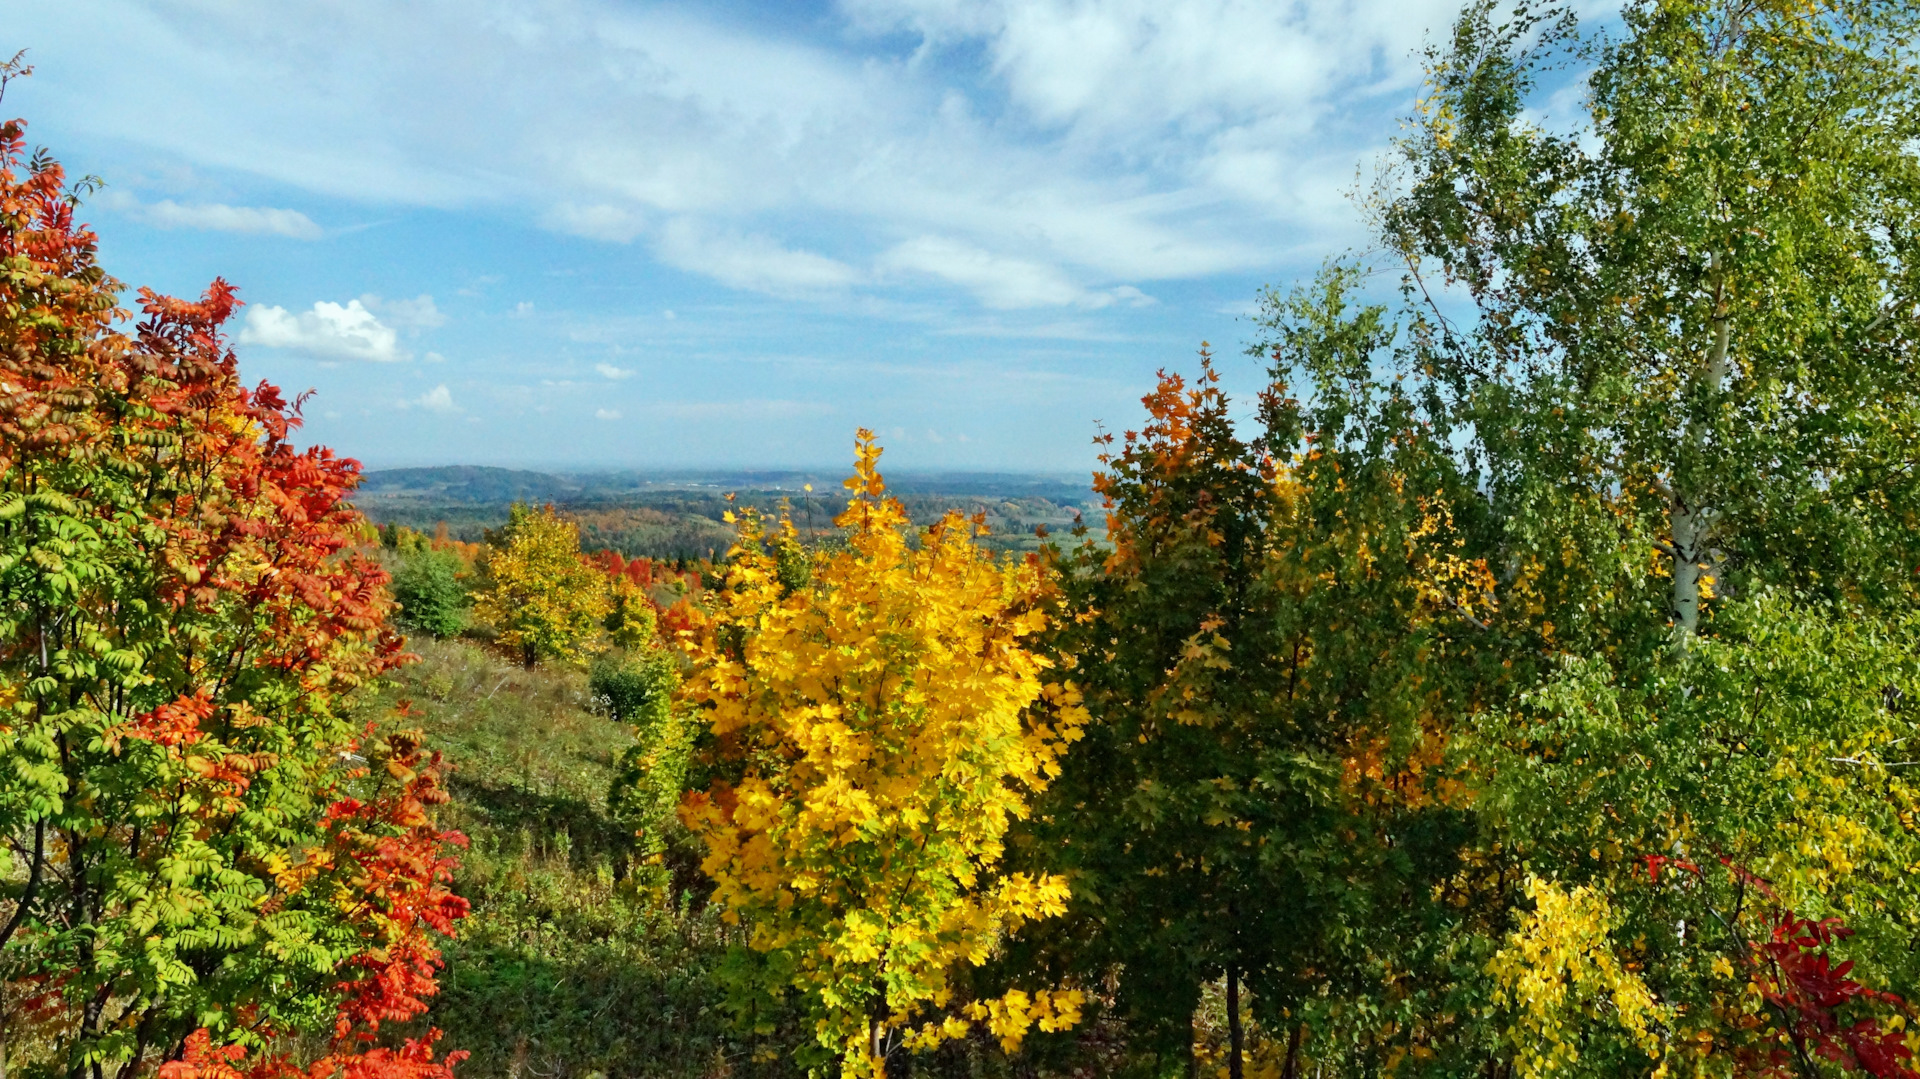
[117,688,219,749]
[658,597,700,640]
[624,557,655,587]
[591,549,626,578]
[323,731,471,1037]
[162,731,470,1079]
[1742,914,1917,1078]
[1642,856,1917,1077]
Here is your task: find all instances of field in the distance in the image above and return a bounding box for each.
[352,465,1106,559]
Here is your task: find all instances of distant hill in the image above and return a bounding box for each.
[350,466,1104,559]
[357,465,1097,502]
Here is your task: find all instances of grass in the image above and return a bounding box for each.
[358,637,1106,1078]
[360,637,762,1079]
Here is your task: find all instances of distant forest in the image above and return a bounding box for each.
[351,465,1105,559]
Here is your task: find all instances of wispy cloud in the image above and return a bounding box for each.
[594,363,634,380]
[654,219,861,298]
[113,195,323,239]
[878,236,1153,310]
[22,0,1455,307]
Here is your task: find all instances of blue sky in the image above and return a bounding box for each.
[7,0,1472,473]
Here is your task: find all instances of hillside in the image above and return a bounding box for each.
[351,466,1105,558]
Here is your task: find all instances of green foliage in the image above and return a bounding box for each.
[604,577,659,652]
[366,638,797,1077]
[597,648,695,873]
[392,548,470,639]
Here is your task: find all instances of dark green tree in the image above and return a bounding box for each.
[1025,317,1492,1077]
[392,549,469,639]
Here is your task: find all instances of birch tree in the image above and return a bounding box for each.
[1387,0,1920,648]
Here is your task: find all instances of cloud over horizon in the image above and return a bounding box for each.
[22,0,1455,311]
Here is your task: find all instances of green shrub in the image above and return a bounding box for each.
[393,548,469,638]
[593,649,698,873]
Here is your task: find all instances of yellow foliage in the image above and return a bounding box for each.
[1489,877,1670,1078]
[677,430,1087,1075]
[470,503,612,668]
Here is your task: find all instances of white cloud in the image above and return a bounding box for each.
[878,236,1151,310]
[595,407,623,420]
[844,0,1447,137]
[360,293,445,329]
[595,363,634,379]
[118,196,323,240]
[655,218,861,297]
[413,384,459,412]
[22,0,1463,303]
[239,299,405,362]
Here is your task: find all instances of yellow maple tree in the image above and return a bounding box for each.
[470,502,611,668]
[677,429,1087,1075]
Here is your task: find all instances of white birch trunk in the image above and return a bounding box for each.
[1671,251,1733,641]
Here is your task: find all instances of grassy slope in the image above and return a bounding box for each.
[363,638,754,1079]
[357,630,1136,1077]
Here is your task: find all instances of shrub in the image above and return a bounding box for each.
[394,548,470,638]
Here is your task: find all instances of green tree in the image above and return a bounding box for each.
[392,548,469,639]
[1026,328,1491,1078]
[471,503,611,668]
[1334,0,1920,1071]
[1388,0,1920,644]
[598,646,691,873]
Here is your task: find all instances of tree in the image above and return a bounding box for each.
[1388,0,1920,644]
[599,646,690,876]
[602,574,657,653]
[391,549,468,639]
[676,431,1087,1077]
[1023,324,1492,1078]
[0,84,465,1079]
[470,503,610,668]
[1347,0,1920,1072]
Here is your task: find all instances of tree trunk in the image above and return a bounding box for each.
[1671,250,1733,644]
[1227,966,1244,1079]
[522,641,536,670]
[1282,1022,1302,1079]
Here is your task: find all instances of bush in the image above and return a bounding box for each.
[394,548,470,638]
[589,648,677,727]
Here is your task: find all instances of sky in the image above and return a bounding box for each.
[6,0,1476,473]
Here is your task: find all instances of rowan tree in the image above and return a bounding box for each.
[0,78,466,1079]
[470,503,610,668]
[676,431,1087,1077]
